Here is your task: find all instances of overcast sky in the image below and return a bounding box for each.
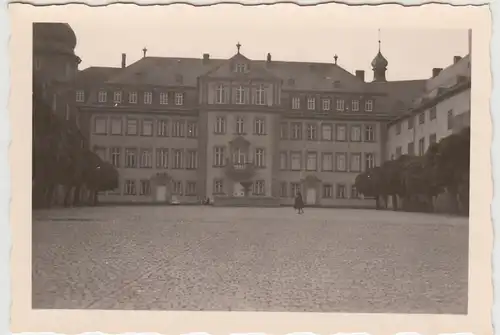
[35,4,469,81]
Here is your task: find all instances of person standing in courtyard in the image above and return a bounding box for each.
[294,191,304,214]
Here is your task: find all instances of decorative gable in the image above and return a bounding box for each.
[201,52,279,81]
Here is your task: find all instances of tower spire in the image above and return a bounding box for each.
[371,28,388,82]
[378,28,381,52]
[236,42,242,54]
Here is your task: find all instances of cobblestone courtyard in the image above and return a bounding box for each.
[32,206,468,313]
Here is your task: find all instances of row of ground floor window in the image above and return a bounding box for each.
[103,178,362,199]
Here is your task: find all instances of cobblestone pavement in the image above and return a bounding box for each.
[32,206,468,313]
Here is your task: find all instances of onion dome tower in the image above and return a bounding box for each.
[371,30,388,82]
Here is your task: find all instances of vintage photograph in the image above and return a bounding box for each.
[31,5,471,314]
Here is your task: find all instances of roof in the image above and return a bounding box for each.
[368,79,427,115]
[76,66,122,86]
[104,52,368,92]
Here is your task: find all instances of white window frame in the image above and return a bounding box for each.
[254,118,265,135]
[365,153,375,170]
[350,125,361,142]
[290,152,301,171]
[306,124,317,141]
[215,116,226,134]
[364,125,375,142]
[256,85,266,105]
[336,125,346,141]
[160,93,168,105]
[336,99,345,111]
[350,153,361,172]
[172,120,184,137]
[336,153,347,171]
[307,97,316,110]
[236,86,245,104]
[110,147,121,167]
[140,149,152,168]
[187,150,198,169]
[352,100,360,111]
[125,148,137,168]
[76,90,85,102]
[236,116,244,134]
[292,97,300,109]
[365,99,373,112]
[157,119,168,137]
[156,148,169,169]
[321,153,333,171]
[187,121,198,138]
[306,152,317,171]
[255,148,265,167]
[322,99,330,111]
[215,84,225,104]
[126,119,138,136]
[129,91,138,104]
[175,92,184,105]
[144,92,153,104]
[173,150,183,169]
[141,119,153,136]
[113,91,122,103]
[214,147,225,167]
[321,123,332,141]
[98,91,107,103]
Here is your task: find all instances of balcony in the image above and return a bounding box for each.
[224,159,256,182]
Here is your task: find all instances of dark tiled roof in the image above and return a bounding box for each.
[76,66,122,86]
[368,80,427,115]
[104,53,368,92]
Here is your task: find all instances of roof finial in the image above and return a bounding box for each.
[142,47,148,58]
[236,42,242,54]
[334,54,338,65]
[378,28,381,52]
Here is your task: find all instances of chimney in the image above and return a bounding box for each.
[121,53,126,68]
[454,55,462,64]
[267,53,272,63]
[203,53,210,63]
[355,70,365,82]
[432,68,443,78]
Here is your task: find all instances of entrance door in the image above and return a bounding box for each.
[306,187,316,205]
[156,185,167,202]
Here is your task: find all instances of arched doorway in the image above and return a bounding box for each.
[150,172,172,203]
[301,175,321,206]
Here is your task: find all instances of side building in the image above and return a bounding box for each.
[75,44,467,207]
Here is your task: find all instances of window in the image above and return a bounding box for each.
[352,100,359,111]
[129,91,138,104]
[157,119,168,137]
[291,183,301,197]
[292,97,300,109]
[236,86,245,104]
[291,122,302,140]
[336,125,346,141]
[215,84,226,104]
[254,117,265,135]
[365,153,375,170]
[395,146,402,158]
[279,182,287,198]
[408,142,415,156]
[408,117,414,130]
[322,99,331,111]
[280,122,288,139]
[319,123,332,141]
[336,184,347,199]
[172,149,183,169]
[306,152,317,171]
[213,179,224,194]
[235,63,247,73]
[76,90,85,102]
[419,112,425,125]
[365,99,373,112]
[139,180,151,196]
[428,107,436,120]
[396,122,401,135]
[215,116,226,134]
[175,92,184,105]
[418,138,425,156]
[124,180,136,195]
[186,150,198,170]
[350,153,361,172]
[336,99,345,111]
[94,117,107,135]
[187,121,198,138]
[336,153,347,171]
[98,91,107,103]
[290,152,302,171]
[110,147,121,167]
[65,104,71,120]
[125,148,137,168]
[322,184,333,198]
[364,125,375,142]
[160,92,168,105]
[110,118,122,135]
[447,110,454,130]
[305,123,317,141]
[253,180,265,196]
[236,117,245,135]
[126,119,138,135]
[279,152,288,170]
[307,97,316,110]
[186,182,197,196]
[141,120,153,136]
[113,91,122,103]
[430,133,437,145]
[144,92,153,104]
[156,148,168,169]
[351,185,359,199]
[255,148,265,167]
[140,149,152,168]
[232,148,246,165]
[173,181,183,195]
[172,120,185,137]
[322,153,333,171]
[256,85,266,105]
[213,146,225,167]
[350,125,361,142]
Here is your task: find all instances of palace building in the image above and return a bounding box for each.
[69,37,471,207]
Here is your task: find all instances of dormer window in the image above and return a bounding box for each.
[235,63,247,73]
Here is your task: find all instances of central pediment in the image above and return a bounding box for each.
[229,135,251,148]
[201,52,279,81]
